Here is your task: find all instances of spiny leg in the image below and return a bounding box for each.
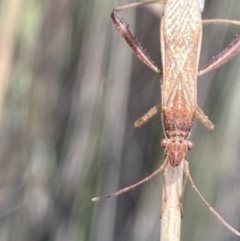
[199,19,240,75]
[175,179,184,218]
[134,103,161,128]
[178,170,189,218]
[92,159,167,202]
[111,1,165,74]
[202,19,240,26]
[160,162,168,218]
[199,35,240,76]
[113,0,166,12]
[196,105,214,130]
[183,160,240,236]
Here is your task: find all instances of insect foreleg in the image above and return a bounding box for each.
[199,19,240,75]
[111,1,165,73]
[134,103,161,127]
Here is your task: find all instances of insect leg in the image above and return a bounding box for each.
[195,106,214,130]
[202,19,240,26]
[199,35,240,76]
[113,0,166,13]
[134,103,161,128]
[159,157,168,218]
[160,159,168,218]
[199,19,240,75]
[178,171,190,218]
[112,1,165,73]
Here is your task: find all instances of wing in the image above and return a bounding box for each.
[160,0,202,108]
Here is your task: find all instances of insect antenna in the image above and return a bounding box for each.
[92,161,167,202]
[184,161,240,236]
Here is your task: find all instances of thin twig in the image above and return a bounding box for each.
[160,161,183,241]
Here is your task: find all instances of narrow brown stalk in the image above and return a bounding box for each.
[160,162,183,241]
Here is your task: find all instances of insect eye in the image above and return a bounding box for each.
[188,141,194,150]
[160,139,168,147]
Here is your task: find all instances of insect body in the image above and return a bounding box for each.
[160,0,203,166]
[93,0,240,237]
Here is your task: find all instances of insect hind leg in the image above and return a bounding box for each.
[111,1,165,73]
[199,19,240,75]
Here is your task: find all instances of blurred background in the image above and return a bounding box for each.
[0,0,239,240]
